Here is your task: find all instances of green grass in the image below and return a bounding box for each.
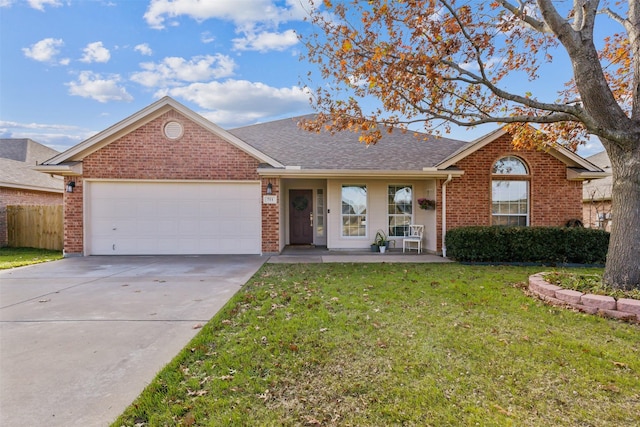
[0,247,63,269]
[543,270,640,300]
[113,263,640,427]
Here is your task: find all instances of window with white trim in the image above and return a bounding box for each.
[341,185,367,237]
[388,185,412,236]
[491,156,529,226]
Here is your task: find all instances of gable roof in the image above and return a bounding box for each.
[32,96,605,180]
[0,139,63,192]
[436,127,607,180]
[36,97,284,175]
[230,115,469,177]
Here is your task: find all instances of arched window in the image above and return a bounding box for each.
[491,156,529,226]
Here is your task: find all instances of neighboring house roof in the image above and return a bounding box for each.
[0,138,63,193]
[583,151,612,201]
[229,115,469,173]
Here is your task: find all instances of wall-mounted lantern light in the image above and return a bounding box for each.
[66,181,76,193]
[266,182,273,194]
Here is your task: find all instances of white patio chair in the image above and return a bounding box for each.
[402,225,424,254]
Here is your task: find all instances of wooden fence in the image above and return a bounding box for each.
[7,205,63,250]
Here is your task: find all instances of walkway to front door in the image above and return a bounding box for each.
[269,245,451,264]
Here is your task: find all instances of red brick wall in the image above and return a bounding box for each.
[438,134,583,252]
[261,178,280,253]
[82,111,260,180]
[0,187,62,247]
[65,110,262,254]
[63,177,84,254]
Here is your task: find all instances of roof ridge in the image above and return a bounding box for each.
[229,114,315,131]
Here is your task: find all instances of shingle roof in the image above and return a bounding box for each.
[229,115,468,170]
[0,139,64,191]
[583,151,612,200]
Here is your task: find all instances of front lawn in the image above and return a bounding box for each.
[114,263,639,427]
[0,247,63,269]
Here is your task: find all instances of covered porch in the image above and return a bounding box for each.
[261,173,458,256]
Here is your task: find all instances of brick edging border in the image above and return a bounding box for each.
[528,273,640,323]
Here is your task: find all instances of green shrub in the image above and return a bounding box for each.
[445,226,609,264]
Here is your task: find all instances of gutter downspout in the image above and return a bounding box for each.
[441,174,453,258]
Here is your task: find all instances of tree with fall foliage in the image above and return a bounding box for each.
[302,0,639,290]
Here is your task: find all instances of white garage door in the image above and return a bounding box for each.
[86,181,261,255]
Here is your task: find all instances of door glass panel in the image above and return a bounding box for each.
[388,185,412,236]
[316,189,324,237]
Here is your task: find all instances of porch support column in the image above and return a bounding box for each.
[441,174,453,258]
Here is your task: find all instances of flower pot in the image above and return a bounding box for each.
[379,245,387,254]
[370,244,379,252]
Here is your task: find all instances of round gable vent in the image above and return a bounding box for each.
[164,121,183,139]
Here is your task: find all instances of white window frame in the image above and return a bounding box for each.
[341,185,368,237]
[491,156,530,226]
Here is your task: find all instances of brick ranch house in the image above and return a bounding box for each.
[35,97,606,257]
[1,138,63,247]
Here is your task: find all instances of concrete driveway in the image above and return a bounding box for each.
[0,255,266,427]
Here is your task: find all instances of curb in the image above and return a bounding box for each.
[528,273,640,323]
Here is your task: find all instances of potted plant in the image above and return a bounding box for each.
[375,229,389,253]
[417,198,436,210]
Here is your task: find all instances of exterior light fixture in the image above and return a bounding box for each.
[266,182,273,194]
[66,181,76,193]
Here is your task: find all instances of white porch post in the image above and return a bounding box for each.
[441,174,452,257]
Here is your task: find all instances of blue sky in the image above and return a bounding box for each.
[0,0,606,157]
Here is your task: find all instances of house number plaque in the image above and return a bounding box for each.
[263,195,277,204]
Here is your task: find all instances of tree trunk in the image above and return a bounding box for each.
[602,140,640,290]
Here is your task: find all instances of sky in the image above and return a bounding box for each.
[0,0,607,157]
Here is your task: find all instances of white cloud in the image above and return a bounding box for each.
[577,136,605,158]
[201,31,215,44]
[143,0,310,29]
[80,41,111,63]
[67,71,133,103]
[0,0,14,8]
[0,120,91,151]
[27,0,61,11]
[459,56,504,72]
[233,29,298,52]
[130,54,236,88]
[22,38,67,64]
[161,79,310,126]
[134,43,153,56]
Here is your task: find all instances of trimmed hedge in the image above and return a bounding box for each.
[445,226,609,264]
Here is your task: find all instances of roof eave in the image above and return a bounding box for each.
[33,162,83,176]
[257,168,465,179]
[0,181,64,193]
[435,126,605,173]
[567,169,610,181]
[436,127,508,169]
[550,146,605,171]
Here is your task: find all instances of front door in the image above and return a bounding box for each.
[289,189,313,245]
